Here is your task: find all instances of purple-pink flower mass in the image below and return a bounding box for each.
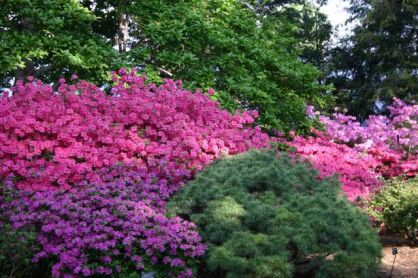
[0,69,416,277]
[0,69,269,191]
[1,169,205,277]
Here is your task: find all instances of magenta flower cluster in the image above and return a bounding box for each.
[319,98,417,177]
[321,98,417,154]
[284,132,382,201]
[0,69,269,191]
[0,69,273,277]
[1,168,205,278]
[284,98,417,202]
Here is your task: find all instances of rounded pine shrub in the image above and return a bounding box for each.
[169,150,381,278]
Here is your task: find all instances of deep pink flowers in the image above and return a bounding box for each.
[0,71,273,277]
[288,99,417,201]
[319,98,417,177]
[0,70,270,191]
[284,132,382,201]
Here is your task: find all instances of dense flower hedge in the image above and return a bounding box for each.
[319,98,417,177]
[0,69,270,191]
[291,99,417,201]
[0,70,414,277]
[285,132,382,201]
[321,98,417,153]
[0,70,272,277]
[0,168,205,278]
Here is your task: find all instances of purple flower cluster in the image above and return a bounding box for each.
[1,168,205,277]
[320,98,418,154]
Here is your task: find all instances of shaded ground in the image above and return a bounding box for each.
[377,235,418,278]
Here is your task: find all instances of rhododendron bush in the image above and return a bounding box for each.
[287,99,417,201]
[321,98,417,153]
[0,69,270,191]
[0,70,272,277]
[0,169,205,278]
[284,132,382,201]
[319,98,418,177]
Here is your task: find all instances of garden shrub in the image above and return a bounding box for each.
[368,178,418,241]
[319,98,418,177]
[0,183,41,278]
[282,132,382,201]
[169,150,381,278]
[0,69,270,191]
[0,168,205,278]
[281,98,418,201]
[0,224,41,278]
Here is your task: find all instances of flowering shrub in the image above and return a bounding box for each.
[283,99,417,201]
[283,132,382,201]
[0,169,205,278]
[319,98,417,177]
[0,69,270,191]
[320,99,418,152]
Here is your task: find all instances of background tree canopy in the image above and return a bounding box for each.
[0,0,116,85]
[122,0,331,132]
[1,0,416,129]
[327,0,417,118]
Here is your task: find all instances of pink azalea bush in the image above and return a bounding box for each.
[283,132,382,201]
[321,99,417,153]
[287,99,417,202]
[0,69,270,191]
[319,98,417,177]
[0,168,205,278]
[0,70,274,277]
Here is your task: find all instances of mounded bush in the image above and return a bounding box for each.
[319,98,418,178]
[169,150,381,278]
[283,132,382,202]
[368,178,418,241]
[0,169,205,278]
[0,69,270,191]
[0,71,272,277]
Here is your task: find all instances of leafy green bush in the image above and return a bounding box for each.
[169,150,381,278]
[0,224,41,278]
[368,178,418,241]
[0,184,42,278]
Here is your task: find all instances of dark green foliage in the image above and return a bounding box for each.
[124,0,329,132]
[0,224,40,278]
[328,0,418,118]
[0,0,116,85]
[368,178,418,241]
[250,1,333,68]
[0,184,41,278]
[169,150,381,278]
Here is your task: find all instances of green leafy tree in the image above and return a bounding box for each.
[123,0,329,132]
[246,1,333,68]
[0,0,116,86]
[328,0,418,118]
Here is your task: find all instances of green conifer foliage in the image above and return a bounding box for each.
[169,150,381,277]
